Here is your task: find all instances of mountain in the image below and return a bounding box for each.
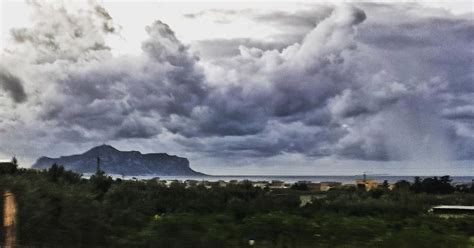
[32,144,204,176]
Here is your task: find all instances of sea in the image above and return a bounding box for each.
[99,174,474,184]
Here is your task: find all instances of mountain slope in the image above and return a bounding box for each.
[32,145,204,176]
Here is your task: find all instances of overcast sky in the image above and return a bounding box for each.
[0,0,473,175]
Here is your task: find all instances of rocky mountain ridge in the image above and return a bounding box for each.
[32,144,204,176]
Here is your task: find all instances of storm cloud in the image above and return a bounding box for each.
[0,67,27,103]
[0,1,473,169]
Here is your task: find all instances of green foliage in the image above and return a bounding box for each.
[90,170,113,198]
[47,163,82,184]
[0,157,18,174]
[405,176,455,194]
[290,182,309,191]
[0,166,473,247]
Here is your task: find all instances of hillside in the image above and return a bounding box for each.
[32,144,204,176]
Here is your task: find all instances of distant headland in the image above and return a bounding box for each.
[32,144,204,176]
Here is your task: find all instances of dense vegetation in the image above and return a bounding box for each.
[0,163,473,247]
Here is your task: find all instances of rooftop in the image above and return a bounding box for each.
[431,205,474,210]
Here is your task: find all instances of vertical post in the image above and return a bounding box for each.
[3,190,17,248]
[96,157,101,173]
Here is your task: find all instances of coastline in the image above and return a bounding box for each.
[85,174,474,184]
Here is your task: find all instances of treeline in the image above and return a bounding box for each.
[395,176,472,194]
[0,164,473,247]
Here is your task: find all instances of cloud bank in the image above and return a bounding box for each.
[0,1,473,171]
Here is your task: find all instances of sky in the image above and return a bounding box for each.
[0,0,473,175]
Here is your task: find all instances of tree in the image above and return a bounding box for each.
[382,180,389,189]
[410,177,422,193]
[420,176,454,194]
[0,156,18,174]
[394,180,411,191]
[11,156,18,169]
[47,163,64,182]
[291,182,309,191]
[90,170,113,196]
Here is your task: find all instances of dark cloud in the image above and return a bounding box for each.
[1,2,473,165]
[113,116,161,139]
[184,4,471,161]
[168,5,368,141]
[35,19,207,141]
[94,4,117,33]
[0,67,27,103]
[175,121,337,158]
[443,106,474,120]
